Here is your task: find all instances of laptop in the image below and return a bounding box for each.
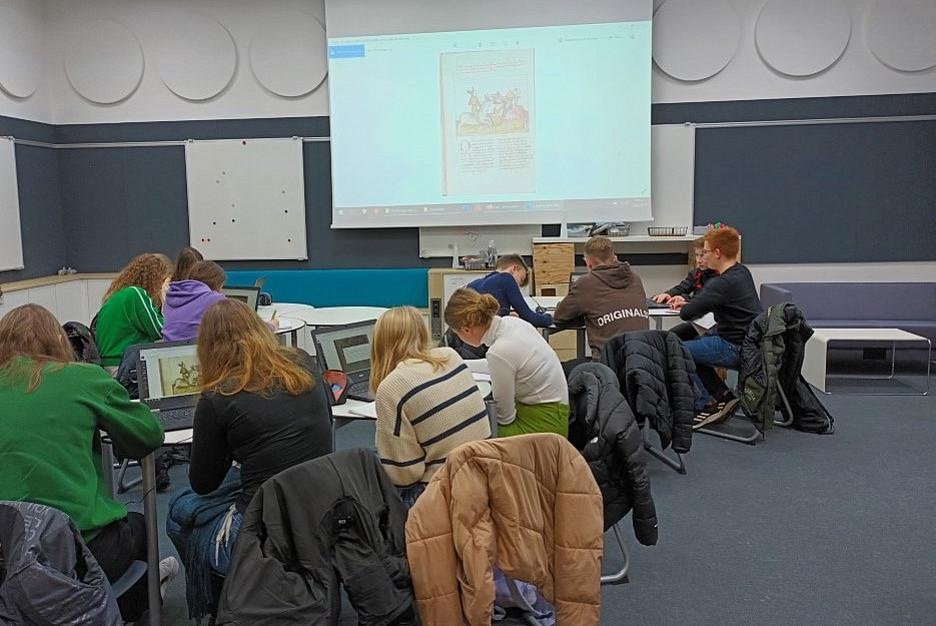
[645,298,671,310]
[137,340,200,431]
[310,320,376,402]
[222,286,261,310]
[568,271,587,289]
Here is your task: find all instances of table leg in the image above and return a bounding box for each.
[140,453,161,626]
[653,317,663,331]
[101,441,116,498]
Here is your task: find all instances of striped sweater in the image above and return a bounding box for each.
[375,347,491,487]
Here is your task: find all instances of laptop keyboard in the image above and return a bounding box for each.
[347,381,374,402]
[156,407,194,430]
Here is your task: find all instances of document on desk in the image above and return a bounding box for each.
[348,402,378,419]
[692,312,717,330]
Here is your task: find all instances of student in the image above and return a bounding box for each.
[171,246,204,282]
[172,299,333,578]
[445,288,568,437]
[553,235,650,360]
[467,253,553,328]
[671,226,761,425]
[162,260,227,342]
[651,237,718,341]
[94,253,173,367]
[0,304,175,622]
[371,306,491,507]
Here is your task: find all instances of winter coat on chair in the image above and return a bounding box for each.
[600,330,696,454]
[405,434,604,626]
[0,501,122,626]
[216,449,417,626]
[567,362,658,544]
[739,303,835,434]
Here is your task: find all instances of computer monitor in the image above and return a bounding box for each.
[137,341,200,410]
[222,286,261,311]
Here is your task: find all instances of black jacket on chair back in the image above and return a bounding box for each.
[216,449,416,626]
[568,363,658,546]
[600,330,696,454]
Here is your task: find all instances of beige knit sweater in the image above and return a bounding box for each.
[375,347,491,487]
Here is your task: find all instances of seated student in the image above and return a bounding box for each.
[171,246,204,282]
[371,306,491,508]
[0,304,175,622]
[651,237,719,341]
[671,226,761,425]
[468,253,553,328]
[95,253,173,367]
[553,235,650,360]
[162,260,227,342]
[170,299,333,580]
[445,288,568,437]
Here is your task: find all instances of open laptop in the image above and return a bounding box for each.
[222,286,261,311]
[137,340,200,431]
[310,320,376,402]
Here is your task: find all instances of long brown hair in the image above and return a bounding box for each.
[187,260,226,291]
[104,253,173,309]
[171,246,203,282]
[370,307,448,392]
[0,304,74,391]
[197,299,313,396]
[443,288,500,331]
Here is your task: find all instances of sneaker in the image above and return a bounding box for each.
[693,397,740,429]
[159,556,180,600]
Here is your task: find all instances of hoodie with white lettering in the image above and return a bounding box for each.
[553,261,649,360]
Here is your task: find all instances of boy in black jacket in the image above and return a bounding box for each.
[651,237,718,341]
[671,227,761,426]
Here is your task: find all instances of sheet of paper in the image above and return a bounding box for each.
[348,402,378,419]
[693,312,717,330]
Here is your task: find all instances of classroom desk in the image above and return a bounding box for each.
[272,316,304,347]
[259,303,387,327]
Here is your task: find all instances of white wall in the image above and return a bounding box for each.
[0,0,51,121]
[652,0,936,103]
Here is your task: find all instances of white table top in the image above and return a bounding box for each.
[272,316,305,334]
[260,303,387,327]
[524,295,681,317]
[810,328,929,342]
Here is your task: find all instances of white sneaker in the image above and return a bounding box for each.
[159,556,180,600]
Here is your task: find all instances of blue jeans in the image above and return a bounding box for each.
[682,334,741,410]
[208,509,243,576]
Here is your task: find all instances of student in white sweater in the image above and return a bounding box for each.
[445,288,569,438]
[370,306,491,505]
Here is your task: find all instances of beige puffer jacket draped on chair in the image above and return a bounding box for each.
[404,433,604,626]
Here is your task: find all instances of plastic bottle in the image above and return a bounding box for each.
[486,240,497,268]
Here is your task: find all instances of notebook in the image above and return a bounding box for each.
[137,340,200,431]
[310,320,376,402]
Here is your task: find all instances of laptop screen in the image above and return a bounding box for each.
[138,342,200,407]
[312,322,375,376]
[222,286,260,311]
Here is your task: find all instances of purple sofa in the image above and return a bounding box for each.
[759,282,936,343]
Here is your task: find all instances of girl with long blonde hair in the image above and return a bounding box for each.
[169,299,333,582]
[0,304,169,622]
[371,306,490,507]
[94,253,173,366]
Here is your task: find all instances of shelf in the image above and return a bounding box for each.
[532,235,698,244]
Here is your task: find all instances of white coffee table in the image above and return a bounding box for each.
[802,328,931,395]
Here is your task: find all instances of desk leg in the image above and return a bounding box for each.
[653,317,663,331]
[576,328,587,360]
[140,453,161,626]
[101,441,116,498]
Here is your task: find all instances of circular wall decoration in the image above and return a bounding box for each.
[755,0,851,77]
[0,6,42,98]
[64,19,144,104]
[249,11,327,97]
[155,11,237,101]
[652,0,741,82]
[867,0,936,72]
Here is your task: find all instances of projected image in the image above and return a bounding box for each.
[158,356,201,397]
[441,49,535,196]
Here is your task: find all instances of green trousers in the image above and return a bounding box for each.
[498,401,570,438]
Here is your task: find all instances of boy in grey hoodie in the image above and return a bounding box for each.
[553,236,649,360]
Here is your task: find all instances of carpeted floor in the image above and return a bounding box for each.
[125,378,936,625]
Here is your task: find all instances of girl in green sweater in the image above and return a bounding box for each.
[0,303,172,621]
[94,253,173,367]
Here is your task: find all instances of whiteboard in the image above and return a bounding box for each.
[185,138,307,261]
[0,137,23,271]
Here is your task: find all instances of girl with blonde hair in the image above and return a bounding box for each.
[444,288,569,437]
[371,306,490,506]
[169,299,332,583]
[94,252,173,366]
[0,304,170,622]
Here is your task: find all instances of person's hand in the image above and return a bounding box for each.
[669,295,686,310]
[266,318,280,331]
[652,293,671,304]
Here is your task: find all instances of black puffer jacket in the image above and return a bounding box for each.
[600,330,696,454]
[739,303,835,434]
[568,363,658,545]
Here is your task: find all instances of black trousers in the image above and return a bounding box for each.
[669,322,699,342]
[86,512,150,622]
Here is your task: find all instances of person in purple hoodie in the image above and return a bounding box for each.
[162,260,227,342]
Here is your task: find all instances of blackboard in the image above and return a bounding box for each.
[693,119,936,264]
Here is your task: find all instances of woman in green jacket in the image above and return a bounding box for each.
[0,304,173,621]
[94,253,173,367]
